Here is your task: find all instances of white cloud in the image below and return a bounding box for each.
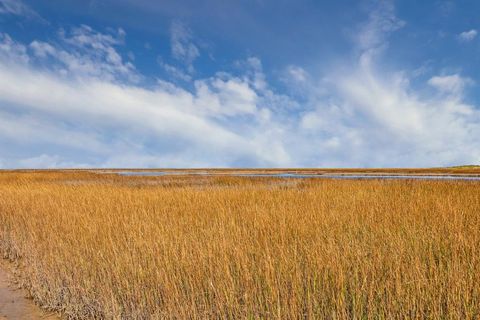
[458,29,477,42]
[286,65,308,83]
[0,32,293,168]
[428,74,473,95]
[157,57,192,82]
[284,65,322,97]
[16,154,90,169]
[356,0,405,59]
[296,66,480,167]
[194,76,258,117]
[0,33,29,64]
[170,21,200,73]
[30,25,137,82]
[294,1,480,167]
[0,109,109,154]
[0,0,45,22]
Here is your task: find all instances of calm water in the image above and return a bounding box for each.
[116,171,480,181]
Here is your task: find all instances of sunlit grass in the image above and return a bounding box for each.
[0,171,479,319]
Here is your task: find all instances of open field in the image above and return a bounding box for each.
[1,170,480,319]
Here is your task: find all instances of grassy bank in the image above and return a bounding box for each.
[0,171,479,318]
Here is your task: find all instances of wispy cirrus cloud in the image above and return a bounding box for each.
[0,0,46,22]
[29,25,137,82]
[355,1,405,58]
[157,57,192,82]
[294,1,480,167]
[169,21,200,73]
[428,74,473,95]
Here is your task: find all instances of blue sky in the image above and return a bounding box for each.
[0,0,479,168]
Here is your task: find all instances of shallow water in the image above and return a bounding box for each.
[0,265,58,320]
[117,171,480,181]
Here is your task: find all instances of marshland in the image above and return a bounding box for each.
[0,169,479,319]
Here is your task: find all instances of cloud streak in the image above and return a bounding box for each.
[169,21,200,74]
[0,0,46,22]
[30,25,137,82]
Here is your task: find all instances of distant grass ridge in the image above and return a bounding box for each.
[447,165,480,169]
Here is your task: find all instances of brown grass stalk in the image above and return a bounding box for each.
[0,171,479,319]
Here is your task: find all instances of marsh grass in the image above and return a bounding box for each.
[0,171,479,319]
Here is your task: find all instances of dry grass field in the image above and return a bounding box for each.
[0,170,480,319]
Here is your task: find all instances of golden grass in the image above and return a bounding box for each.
[0,171,479,319]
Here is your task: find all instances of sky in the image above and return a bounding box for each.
[0,0,479,168]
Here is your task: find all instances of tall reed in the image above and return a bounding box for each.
[0,171,479,319]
